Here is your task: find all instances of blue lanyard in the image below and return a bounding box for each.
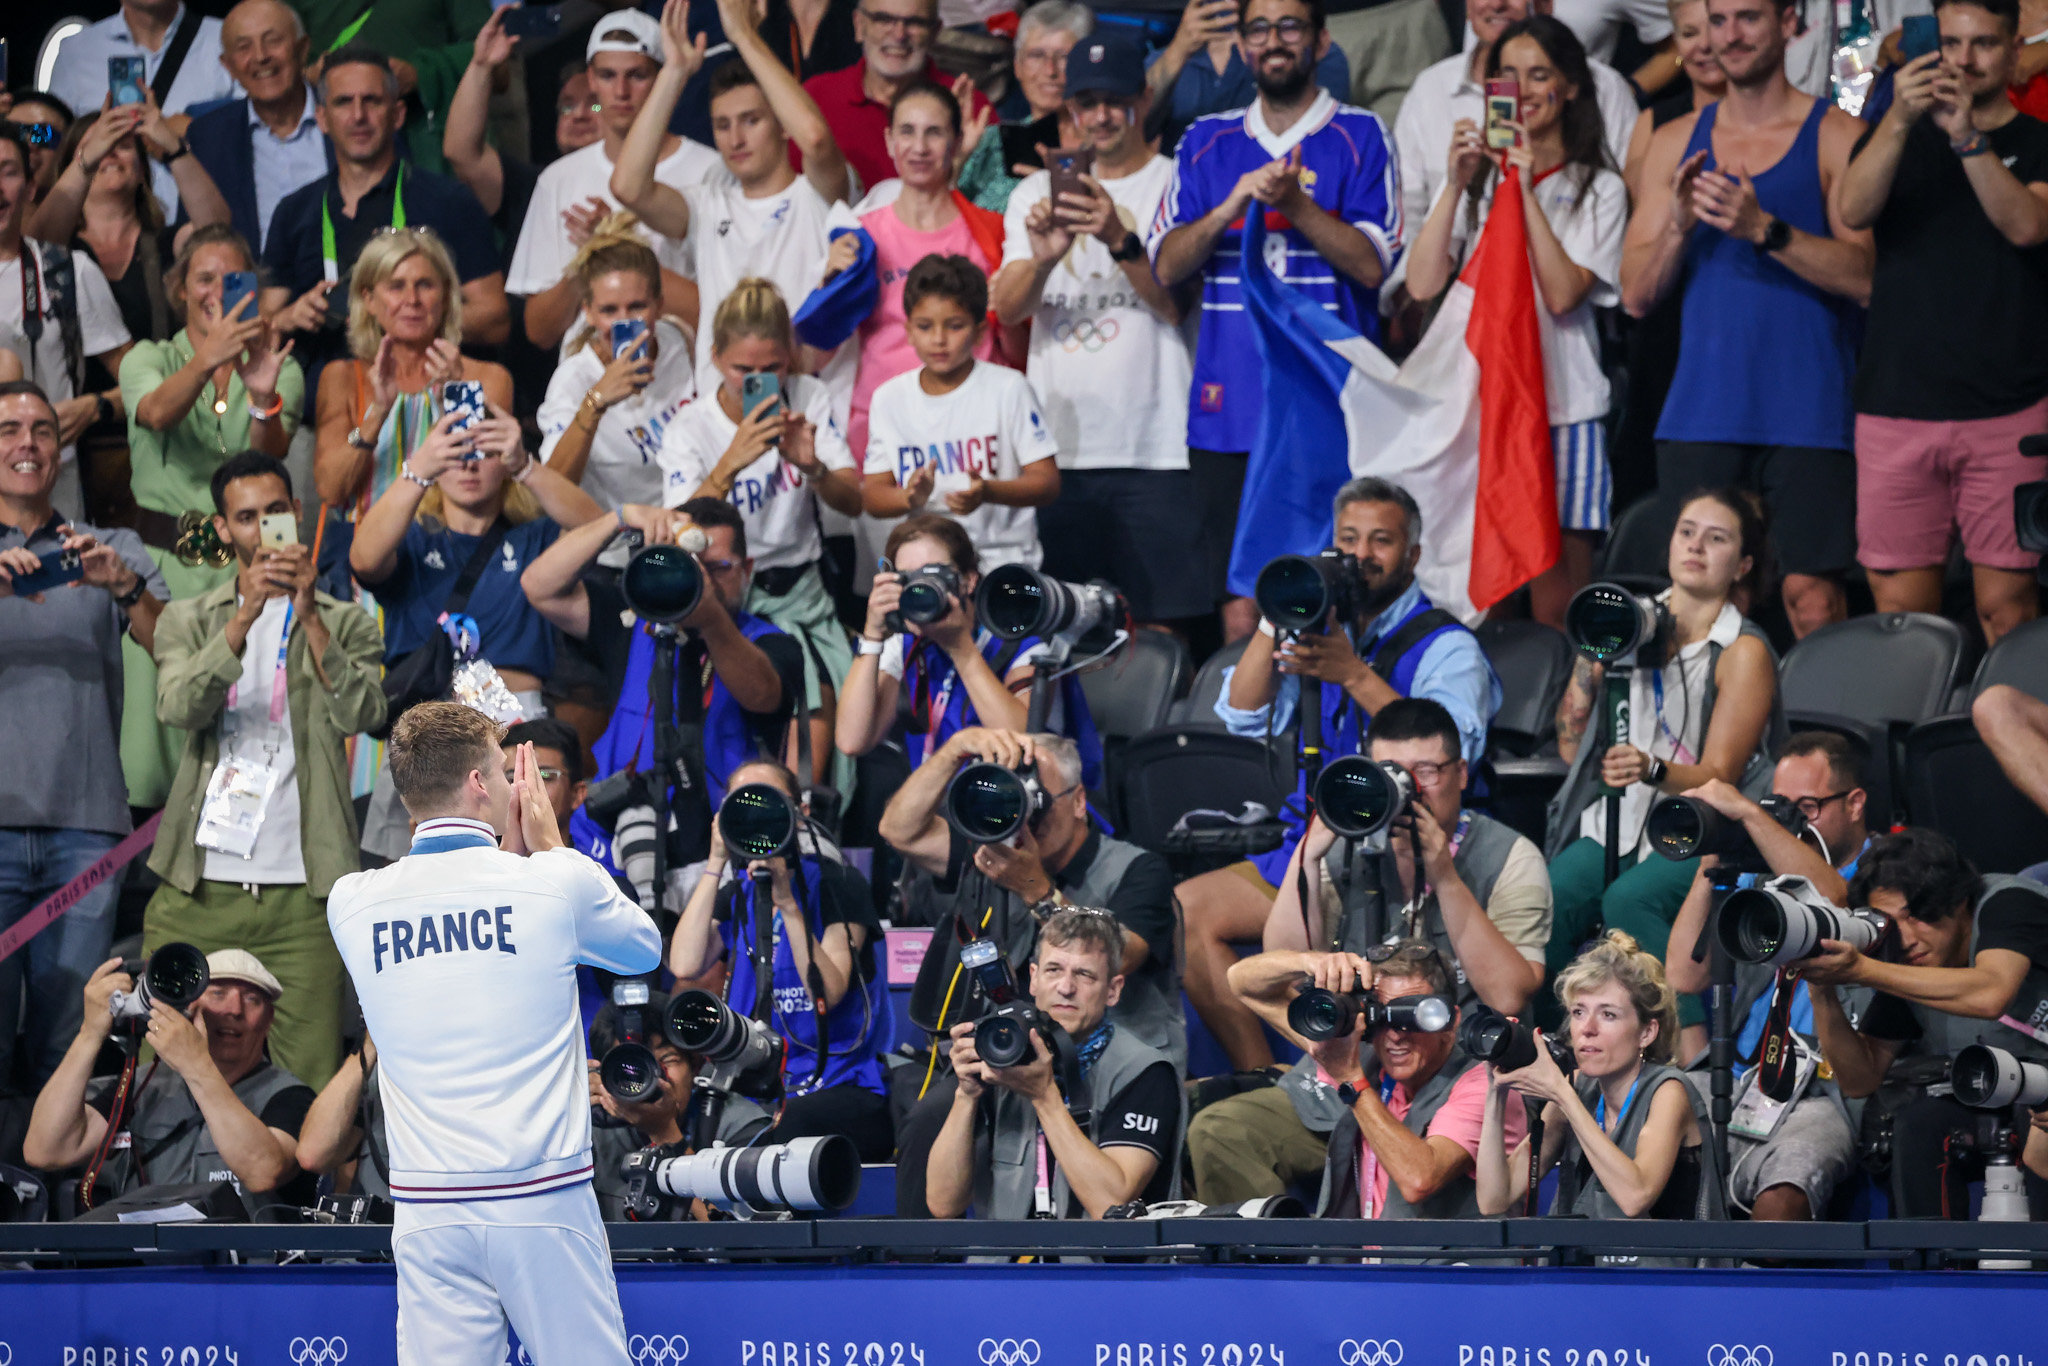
[1595,1072,1643,1132]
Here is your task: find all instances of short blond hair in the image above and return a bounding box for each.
[1554,930,1680,1064]
[348,226,464,360]
[389,702,505,815]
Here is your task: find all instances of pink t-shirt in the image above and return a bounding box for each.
[1322,1063,1528,1217]
[848,202,999,460]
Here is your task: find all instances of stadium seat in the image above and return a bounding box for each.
[1899,714,2048,874]
[1971,617,2048,703]
[1104,728,1292,858]
[1595,494,1675,593]
[1476,620,1573,756]
[1169,635,1250,728]
[1078,629,1191,748]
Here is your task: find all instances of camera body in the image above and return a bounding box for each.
[1313,756,1417,840]
[1459,1006,1576,1075]
[959,936,1056,1069]
[1646,793,1810,873]
[884,563,965,634]
[945,762,1052,846]
[108,943,210,1040]
[1564,582,1673,669]
[1253,549,1363,636]
[1287,988,1451,1043]
[1714,874,1894,966]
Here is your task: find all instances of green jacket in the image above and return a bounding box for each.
[149,579,387,898]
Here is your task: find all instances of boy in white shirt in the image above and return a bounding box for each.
[860,254,1060,569]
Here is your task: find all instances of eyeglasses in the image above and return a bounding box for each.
[1390,758,1460,788]
[1016,45,1071,70]
[506,767,565,783]
[861,9,939,34]
[1239,17,1313,44]
[701,557,744,576]
[556,100,602,117]
[1791,791,1852,820]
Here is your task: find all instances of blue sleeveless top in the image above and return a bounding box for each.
[901,629,1106,788]
[1655,99,1857,451]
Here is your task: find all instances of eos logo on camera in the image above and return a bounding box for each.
[288,1339,348,1366]
[1095,1346,1284,1366]
[1341,1343,1403,1366]
[1709,1349,1771,1366]
[980,1341,1042,1366]
[629,1335,691,1366]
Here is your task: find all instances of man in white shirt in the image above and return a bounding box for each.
[49,0,242,221]
[991,33,1201,627]
[0,128,132,519]
[1394,0,1639,265]
[613,0,852,389]
[328,703,660,1366]
[506,8,725,350]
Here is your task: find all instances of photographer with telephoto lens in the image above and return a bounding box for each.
[881,726,1182,1216]
[1661,733,1876,1221]
[1477,931,1727,1263]
[1185,700,1552,1204]
[837,513,1104,781]
[1231,941,1528,1232]
[669,760,893,1159]
[1182,477,1502,1074]
[927,907,1185,1222]
[1799,828,2048,1218]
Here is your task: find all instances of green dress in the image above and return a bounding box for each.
[116,331,306,805]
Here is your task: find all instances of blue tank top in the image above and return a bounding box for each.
[1655,99,1857,451]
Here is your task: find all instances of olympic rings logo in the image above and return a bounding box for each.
[1052,318,1121,353]
[0,1341,13,1366]
[288,1338,350,1365]
[630,1334,692,1365]
[1707,1349,1772,1366]
[979,1339,1043,1366]
[1339,1341,1405,1366]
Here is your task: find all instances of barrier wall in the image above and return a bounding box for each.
[2,1262,2046,1366]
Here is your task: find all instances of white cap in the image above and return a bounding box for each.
[586,9,662,62]
[206,949,283,1001]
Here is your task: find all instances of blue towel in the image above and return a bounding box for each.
[793,227,879,350]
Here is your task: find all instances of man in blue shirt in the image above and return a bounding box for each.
[1149,0,1402,641]
[1177,476,1499,1072]
[1665,731,1875,1222]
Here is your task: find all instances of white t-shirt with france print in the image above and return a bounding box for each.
[537,318,697,511]
[681,177,837,391]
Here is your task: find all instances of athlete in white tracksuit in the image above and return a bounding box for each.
[328,729,660,1365]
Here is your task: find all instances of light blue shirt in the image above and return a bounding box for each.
[1732,839,1870,1074]
[1213,579,1501,764]
[249,86,327,252]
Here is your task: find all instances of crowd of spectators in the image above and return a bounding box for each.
[2,0,2048,1244]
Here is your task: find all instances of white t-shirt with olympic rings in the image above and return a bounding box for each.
[1000,155,1191,473]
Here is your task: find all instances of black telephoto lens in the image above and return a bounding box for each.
[945,763,1031,844]
[665,989,737,1056]
[718,783,797,861]
[1645,796,1723,860]
[1458,1007,1538,1072]
[1286,987,1360,1042]
[1315,757,1412,839]
[600,1042,662,1102]
[976,1008,1034,1068]
[1563,582,1652,663]
[1254,554,1340,634]
[145,942,211,1011]
[620,543,705,624]
[977,563,1058,640]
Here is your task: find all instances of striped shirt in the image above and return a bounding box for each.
[1148,90,1403,453]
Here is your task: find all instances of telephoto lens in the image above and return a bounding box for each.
[109,942,211,1035]
[1951,1044,2048,1110]
[1458,1006,1575,1075]
[886,563,965,632]
[1287,989,1452,1042]
[600,980,663,1103]
[1564,582,1670,664]
[975,999,1049,1068]
[1714,875,1889,965]
[1645,793,1809,867]
[664,989,780,1071]
[610,803,660,908]
[975,563,1126,646]
[642,1134,863,1217]
[1253,550,1359,635]
[718,783,799,861]
[944,762,1045,845]
[620,543,704,624]
[1314,756,1415,839]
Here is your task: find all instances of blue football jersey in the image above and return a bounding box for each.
[1149,90,1403,453]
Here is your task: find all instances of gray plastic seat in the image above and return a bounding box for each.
[1076,629,1191,748]
[1972,617,2048,704]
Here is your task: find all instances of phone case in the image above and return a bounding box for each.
[110,57,148,106]
[1484,80,1519,151]
[443,380,488,433]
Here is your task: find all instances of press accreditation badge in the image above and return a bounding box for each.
[195,757,283,859]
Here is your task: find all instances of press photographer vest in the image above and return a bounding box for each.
[1250,595,1468,886]
[1315,1047,1485,1226]
[974,1025,1185,1221]
[906,835,1186,1068]
[90,1060,310,1218]
[1275,812,1519,1134]
[1555,1061,1729,1267]
[1905,875,2048,1065]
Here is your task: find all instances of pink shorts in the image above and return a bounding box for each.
[1855,398,2048,572]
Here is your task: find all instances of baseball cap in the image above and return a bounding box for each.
[206,949,283,1001]
[587,9,662,62]
[1065,33,1146,99]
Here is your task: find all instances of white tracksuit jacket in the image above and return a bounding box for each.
[327,817,661,1202]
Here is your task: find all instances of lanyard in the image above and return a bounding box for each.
[322,164,406,283]
[228,601,293,725]
[328,6,375,51]
[1595,1071,1644,1134]
[1399,809,1473,935]
[1355,1073,1401,1216]
[18,251,43,374]
[1648,669,1698,765]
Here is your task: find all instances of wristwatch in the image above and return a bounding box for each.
[162,139,192,164]
[1336,1080,1365,1107]
[346,426,375,451]
[114,575,148,609]
[1758,215,1793,254]
[1108,231,1146,263]
[94,393,114,425]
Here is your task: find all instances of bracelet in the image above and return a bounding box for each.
[401,461,433,489]
[247,392,284,422]
[162,139,191,164]
[509,456,536,483]
[856,636,886,656]
[1647,756,1668,786]
[114,575,148,609]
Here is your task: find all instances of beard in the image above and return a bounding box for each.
[1351,559,1414,622]
[1254,47,1317,102]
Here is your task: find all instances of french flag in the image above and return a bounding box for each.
[1233,169,1559,621]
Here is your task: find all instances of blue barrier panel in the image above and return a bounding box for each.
[2,1263,2046,1366]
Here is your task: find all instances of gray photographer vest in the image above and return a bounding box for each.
[1555,1061,1729,1267]
[1277,812,1520,1134]
[1315,1047,1486,1226]
[89,1060,310,1218]
[974,1025,1186,1222]
[907,835,1186,1070]
[1905,875,2048,1065]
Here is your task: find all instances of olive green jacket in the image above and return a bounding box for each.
[149,579,387,898]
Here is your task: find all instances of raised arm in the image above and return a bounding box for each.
[610,0,708,240]
[443,8,517,217]
[719,0,849,204]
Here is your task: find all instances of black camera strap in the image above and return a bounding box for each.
[150,12,204,109]
[1366,608,1460,680]
[440,517,511,623]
